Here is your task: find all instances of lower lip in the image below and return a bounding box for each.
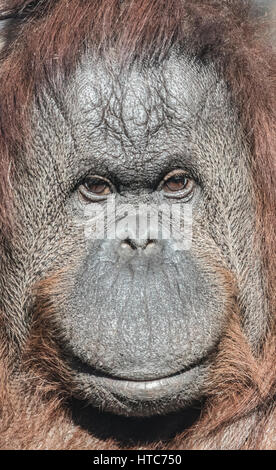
[92,365,205,401]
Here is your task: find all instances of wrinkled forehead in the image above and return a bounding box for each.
[74,54,217,105]
[68,54,225,142]
[31,53,241,186]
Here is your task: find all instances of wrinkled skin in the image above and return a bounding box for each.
[1,52,266,419]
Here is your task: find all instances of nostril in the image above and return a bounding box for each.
[145,240,157,251]
[121,238,137,250]
[121,238,157,250]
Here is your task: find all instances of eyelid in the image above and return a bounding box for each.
[83,175,112,185]
[159,169,195,200]
[78,175,114,201]
[157,169,190,190]
[163,169,190,183]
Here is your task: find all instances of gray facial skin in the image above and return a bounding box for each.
[10,53,265,417]
[60,57,235,416]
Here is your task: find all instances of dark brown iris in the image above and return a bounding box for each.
[162,170,194,198]
[84,179,111,195]
[79,176,113,201]
[164,175,188,193]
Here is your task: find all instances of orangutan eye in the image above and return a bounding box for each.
[78,176,113,201]
[161,170,195,199]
